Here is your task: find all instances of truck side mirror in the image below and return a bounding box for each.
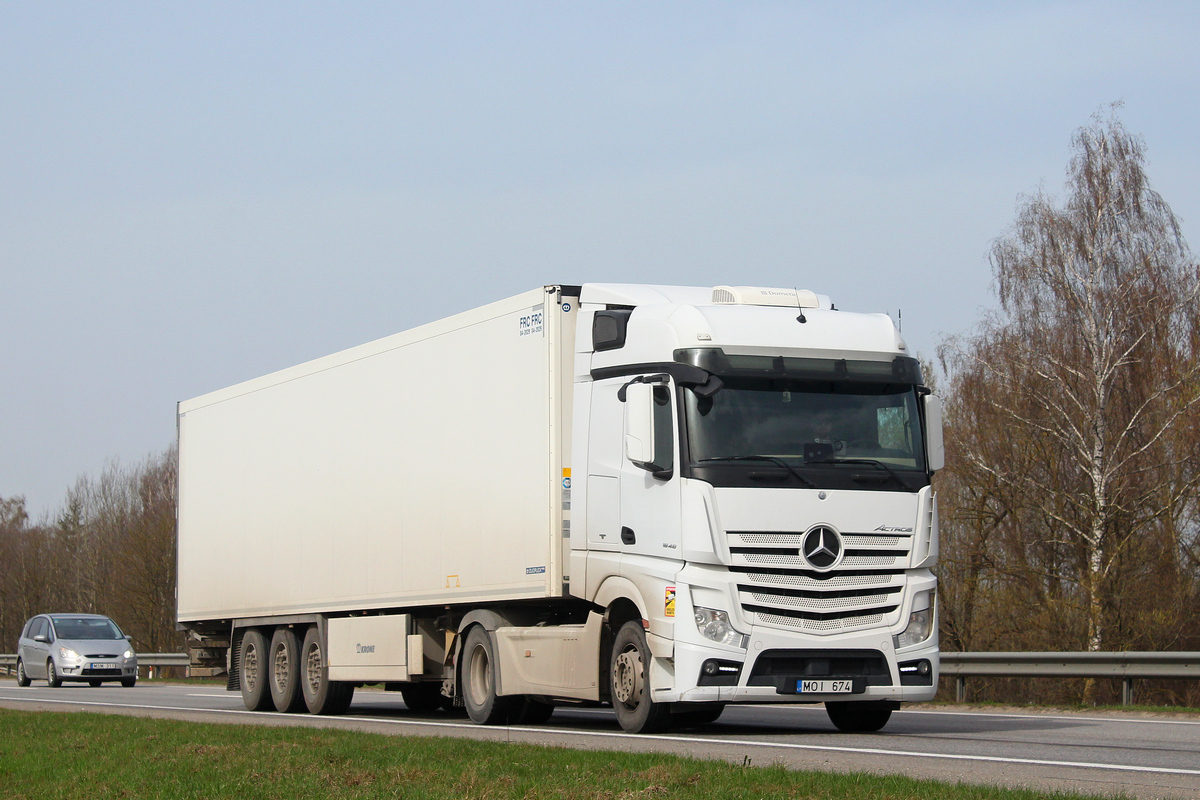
[623,381,657,466]
[923,394,944,473]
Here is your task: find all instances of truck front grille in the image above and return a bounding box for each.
[728,529,911,634]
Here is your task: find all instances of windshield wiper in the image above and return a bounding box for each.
[834,458,906,486]
[697,456,816,488]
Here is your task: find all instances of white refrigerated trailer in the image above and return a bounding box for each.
[177,283,942,732]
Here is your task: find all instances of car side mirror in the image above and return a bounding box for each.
[34,634,49,643]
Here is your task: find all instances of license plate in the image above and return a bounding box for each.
[90,662,116,670]
[797,679,854,694]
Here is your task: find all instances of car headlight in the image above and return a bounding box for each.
[58,647,81,661]
[693,607,749,648]
[893,591,936,650]
[123,650,135,660]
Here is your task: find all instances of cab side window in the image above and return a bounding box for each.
[652,385,673,474]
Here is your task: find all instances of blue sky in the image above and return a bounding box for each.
[3,2,1198,515]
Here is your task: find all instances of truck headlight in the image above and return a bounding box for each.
[893,591,935,650]
[693,607,749,648]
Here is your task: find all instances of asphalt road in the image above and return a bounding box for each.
[2,679,1198,799]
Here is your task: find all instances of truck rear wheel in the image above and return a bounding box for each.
[825,700,893,732]
[610,621,671,733]
[239,629,273,711]
[269,627,306,713]
[461,626,519,724]
[300,626,354,715]
[399,683,443,713]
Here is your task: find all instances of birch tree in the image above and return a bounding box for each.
[941,107,1200,666]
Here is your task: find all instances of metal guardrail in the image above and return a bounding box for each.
[0,652,191,677]
[4,651,1198,704]
[941,651,1200,704]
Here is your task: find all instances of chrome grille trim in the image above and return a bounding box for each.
[728,527,913,635]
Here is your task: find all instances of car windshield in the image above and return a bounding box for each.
[51,617,123,640]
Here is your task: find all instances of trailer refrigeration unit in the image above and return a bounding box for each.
[177,284,943,733]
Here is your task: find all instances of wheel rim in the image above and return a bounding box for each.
[304,643,323,695]
[467,643,491,708]
[17,661,25,682]
[48,662,57,684]
[272,642,288,692]
[243,641,259,692]
[613,646,644,708]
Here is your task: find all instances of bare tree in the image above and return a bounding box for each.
[940,107,1200,682]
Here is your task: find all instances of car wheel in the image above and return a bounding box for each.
[47,660,62,688]
[16,659,31,687]
[89,680,102,687]
[121,677,137,688]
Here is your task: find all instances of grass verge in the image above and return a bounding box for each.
[0,708,1123,800]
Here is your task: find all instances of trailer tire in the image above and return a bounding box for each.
[610,621,671,733]
[300,626,354,715]
[239,629,273,711]
[461,626,519,725]
[825,700,893,732]
[269,627,306,713]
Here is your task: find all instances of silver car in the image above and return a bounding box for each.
[16,613,138,687]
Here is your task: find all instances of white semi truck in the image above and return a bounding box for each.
[176,283,942,733]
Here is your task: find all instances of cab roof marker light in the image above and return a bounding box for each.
[711,286,821,309]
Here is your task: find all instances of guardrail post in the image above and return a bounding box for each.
[1122,678,1133,706]
[956,675,966,703]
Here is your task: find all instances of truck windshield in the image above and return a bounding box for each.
[679,364,929,491]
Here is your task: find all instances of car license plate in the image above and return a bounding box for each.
[90,662,116,670]
[797,679,854,694]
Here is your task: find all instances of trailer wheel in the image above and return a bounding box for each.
[461,626,519,724]
[269,627,306,713]
[610,621,671,733]
[239,629,273,711]
[825,700,893,732]
[300,626,354,715]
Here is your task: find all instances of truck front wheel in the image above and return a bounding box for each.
[825,700,893,732]
[300,626,354,715]
[461,626,519,724]
[610,621,671,734]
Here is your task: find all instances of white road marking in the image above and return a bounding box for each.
[1,692,1196,777]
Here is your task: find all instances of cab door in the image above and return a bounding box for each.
[23,617,50,678]
[617,377,682,559]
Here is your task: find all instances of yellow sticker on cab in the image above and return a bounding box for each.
[665,586,676,617]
